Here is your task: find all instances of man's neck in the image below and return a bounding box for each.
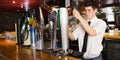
[87,16,96,20]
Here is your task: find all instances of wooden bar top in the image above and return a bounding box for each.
[104,31,120,39]
[0,39,79,60]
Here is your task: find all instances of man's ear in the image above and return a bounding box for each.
[94,8,97,13]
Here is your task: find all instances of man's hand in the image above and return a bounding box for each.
[67,26,76,40]
[68,24,77,32]
[73,9,81,20]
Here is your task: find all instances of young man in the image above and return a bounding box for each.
[68,1,107,60]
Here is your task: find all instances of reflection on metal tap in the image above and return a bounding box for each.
[31,49,37,60]
[48,11,57,51]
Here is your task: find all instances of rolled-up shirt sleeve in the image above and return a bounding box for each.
[94,20,107,35]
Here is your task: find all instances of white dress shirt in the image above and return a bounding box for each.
[72,16,107,59]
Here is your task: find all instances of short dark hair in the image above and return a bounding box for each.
[84,0,98,9]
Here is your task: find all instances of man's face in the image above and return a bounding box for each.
[84,6,97,19]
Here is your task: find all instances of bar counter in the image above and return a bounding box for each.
[0,39,79,60]
[2,31,120,60]
[104,31,120,39]
[103,31,120,60]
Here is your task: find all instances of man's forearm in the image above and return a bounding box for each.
[78,15,96,36]
[73,9,96,36]
[68,30,75,40]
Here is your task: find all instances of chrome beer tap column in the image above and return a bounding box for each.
[48,11,57,51]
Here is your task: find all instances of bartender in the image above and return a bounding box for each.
[68,0,107,60]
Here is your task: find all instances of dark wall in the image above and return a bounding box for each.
[0,12,22,33]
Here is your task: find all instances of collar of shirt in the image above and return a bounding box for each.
[86,16,98,24]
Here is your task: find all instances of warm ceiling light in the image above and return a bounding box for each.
[24,1,29,12]
[12,0,16,4]
[21,5,23,8]
[21,4,23,8]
